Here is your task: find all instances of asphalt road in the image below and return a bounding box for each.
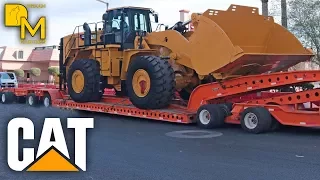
[0,103,320,180]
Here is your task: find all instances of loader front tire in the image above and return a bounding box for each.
[68,59,103,102]
[126,56,175,109]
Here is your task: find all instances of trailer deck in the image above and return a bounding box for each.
[1,70,319,133]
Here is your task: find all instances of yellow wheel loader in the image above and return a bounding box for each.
[59,4,314,109]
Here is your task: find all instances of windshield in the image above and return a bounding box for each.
[0,73,15,80]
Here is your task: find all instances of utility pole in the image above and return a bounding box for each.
[281,0,288,28]
[96,0,109,10]
[261,0,269,17]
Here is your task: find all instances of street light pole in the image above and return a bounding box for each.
[96,0,109,10]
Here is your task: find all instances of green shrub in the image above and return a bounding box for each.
[30,68,41,77]
[48,66,59,75]
[13,69,24,77]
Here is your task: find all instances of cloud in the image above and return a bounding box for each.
[0,0,262,47]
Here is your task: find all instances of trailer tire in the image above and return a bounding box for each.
[1,92,15,104]
[68,59,103,103]
[240,107,272,134]
[17,96,26,103]
[196,104,225,129]
[270,117,281,131]
[26,93,38,107]
[126,56,175,109]
[218,103,233,117]
[43,93,51,107]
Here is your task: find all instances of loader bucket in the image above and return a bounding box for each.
[187,4,314,77]
[146,4,314,78]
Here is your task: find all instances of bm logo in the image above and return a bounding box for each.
[7,118,94,172]
[4,3,46,43]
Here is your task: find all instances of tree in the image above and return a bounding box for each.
[261,0,269,17]
[270,0,320,67]
[48,66,59,76]
[288,0,320,66]
[281,0,288,28]
[29,68,41,81]
[13,69,24,78]
[48,66,59,83]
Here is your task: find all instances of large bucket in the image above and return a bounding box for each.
[147,4,314,79]
[187,4,314,77]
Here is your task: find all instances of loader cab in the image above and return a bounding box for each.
[101,7,158,49]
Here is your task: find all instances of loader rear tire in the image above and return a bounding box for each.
[126,56,175,109]
[68,59,103,102]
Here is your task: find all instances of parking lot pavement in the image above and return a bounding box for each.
[0,104,320,180]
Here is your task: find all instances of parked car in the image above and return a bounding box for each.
[0,72,18,88]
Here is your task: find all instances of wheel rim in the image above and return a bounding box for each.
[28,96,34,105]
[72,70,85,93]
[199,109,211,125]
[132,69,151,97]
[44,97,50,107]
[1,94,5,102]
[244,112,258,129]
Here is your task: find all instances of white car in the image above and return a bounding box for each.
[0,72,18,88]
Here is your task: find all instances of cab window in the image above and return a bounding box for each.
[134,13,147,32]
[109,14,129,30]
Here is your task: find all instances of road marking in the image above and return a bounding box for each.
[165,130,223,139]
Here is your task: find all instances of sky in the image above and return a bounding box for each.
[0,0,262,47]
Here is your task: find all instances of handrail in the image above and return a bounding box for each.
[64,25,84,60]
[63,21,105,61]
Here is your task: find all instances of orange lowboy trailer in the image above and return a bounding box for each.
[1,70,319,134]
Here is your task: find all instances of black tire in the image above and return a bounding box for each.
[1,92,15,104]
[26,93,38,107]
[218,103,233,117]
[196,104,225,129]
[43,93,52,107]
[67,59,103,102]
[240,107,273,134]
[126,56,175,109]
[270,116,281,131]
[17,96,26,103]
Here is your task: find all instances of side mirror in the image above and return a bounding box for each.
[154,14,159,23]
[102,12,108,21]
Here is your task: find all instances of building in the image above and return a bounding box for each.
[0,45,59,81]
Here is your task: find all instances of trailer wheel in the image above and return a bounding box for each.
[1,92,15,104]
[67,59,103,103]
[43,93,51,107]
[240,107,272,134]
[126,56,175,109]
[26,93,38,107]
[196,104,225,129]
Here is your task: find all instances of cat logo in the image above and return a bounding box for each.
[3,3,46,43]
[7,118,94,172]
